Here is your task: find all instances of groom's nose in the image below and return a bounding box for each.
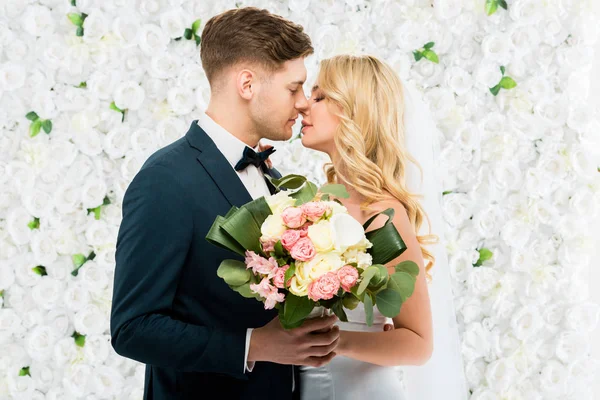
[295,93,309,112]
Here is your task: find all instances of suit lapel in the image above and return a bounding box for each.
[186,120,253,207]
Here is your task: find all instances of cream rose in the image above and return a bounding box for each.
[307,221,335,253]
[260,214,287,243]
[266,192,296,215]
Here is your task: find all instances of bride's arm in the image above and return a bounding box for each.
[337,199,433,367]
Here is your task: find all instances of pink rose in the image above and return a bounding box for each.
[261,238,276,253]
[301,202,330,222]
[244,251,278,275]
[281,207,307,229]
[298,222,311,237]
[250,277,285,310]
[337,265,359,292]
[290,237,316,262]
[308,272,341,301]
[272,265,290,289]
[281,230,301,251]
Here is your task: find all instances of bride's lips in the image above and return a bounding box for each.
[301,122,312,132]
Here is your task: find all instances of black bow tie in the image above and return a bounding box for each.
[235,146,276,172]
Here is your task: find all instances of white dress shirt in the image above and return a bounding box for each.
[197,113,269,375]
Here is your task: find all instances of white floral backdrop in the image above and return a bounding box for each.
[1,0,600,399]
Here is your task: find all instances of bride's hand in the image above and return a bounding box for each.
[383,323,394,332]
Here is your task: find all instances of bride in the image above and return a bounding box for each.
[298,54,469,400]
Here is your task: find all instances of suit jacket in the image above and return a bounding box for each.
[110,120,298,399]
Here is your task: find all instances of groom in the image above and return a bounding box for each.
[110,7,340,400]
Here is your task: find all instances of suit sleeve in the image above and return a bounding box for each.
[110,164,248,379]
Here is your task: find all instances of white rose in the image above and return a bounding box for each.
[465,359,486,387]
[141,78,168,102]
[3,284,35,315]
[467,267,500,296]
[63,363,93,398]
[569,147,597,179]
[481,33,512,65]
[88,70,119,100]
[6,374,35,400]
[469,388,500,400]
[92,365,124,397]
[167,86,195,115]
[323,200,348,216]
[510,25,541,55]
[63,284,90,311]
[74,304,107,336]
[0,62,26,92]
[159,8,187,38]
[73,128,104,157]
[510,306,542,340]
[442,193,471,227]
[25,325,58,362]
[21,187,53,220]
[410,61,444,88]
[509,0,541,24]
[0,261,15,290]
[475,61,503,88]
[95,246,116,268]
[31,278,63,310]
[84,335,110,364]
[462,322,492,361]
[313,24,341,59]
[485,358,517,393]
[30,231,57,265]
[301,252,345,281]
[177,64,207,89]
[138,24,170,55]
[307,221,335,253]
[85,220,115,247]
[120,155,144,181]
[565,303,600,334]
[569,187,597,217]
[122,49,149,82]
[6,207,33,245]
[155,117,186,147]
[103,126,130,159]
[555,331,589,363]
[449,252,474,282]
[393,20,428,52]
[472,206,504,238]
[81,178,107,209]
[492,329,521,359]
[423,87,455,120]
[46,308,72,337]
[114,80,145,110]
[149,52,183,80]
[29,361,54,392]
[21,5,55,37]
[452,38,480,69]
[260,214,287,242]
[112,16,141,47]
[266,192,296,215]
[53,185,80,215]
[444,66,473,97]
[82,9,109,42]
[79,262,109,294]
[491,161,522,194]
[0,309,23,338]
[6,161,36,194]
[500,219,531,249]
[130,127,158,156]
[530,199,558,226]
[53,337,78,366]
[539,359,568,396]
[558,237,592,268]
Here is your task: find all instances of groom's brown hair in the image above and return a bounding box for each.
[200,7,313,85]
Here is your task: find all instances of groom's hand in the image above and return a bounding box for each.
[248,315,340,367]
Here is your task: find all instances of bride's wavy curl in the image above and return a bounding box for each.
[318,55,438,277]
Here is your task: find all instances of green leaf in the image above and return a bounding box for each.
[102,196,111,206]
[500,65,506,75]
[191,19,202,34]
[423,49,439,64]
[27,217,40,230]
[71,0,76,6]
[72,331,86,347]
[19,367,30,377]
[442,190,453,196]
[363,208,407,265]
[217,259,252,286]
[376,288,402,318]
[41,120,52,134]
[423,41,435,50]
[231,282,260,299]
[364,293,374,326]
[109,101,123,113]
[489,84,501,96]
[221,207,263,254]
[87,206,101,220]
[388,271,416,302]
[474,248,493,267]
[342,293,360,310]
[32,266,48,276]
[331,299,348,322]
[183,28,193,40]
[500,76,517,90]
[274,241,286,258]
[195,35,202,46]
[0,290,4,299]
[78,81,87,88]
[243,197,272,228]
[67,13,83,26]
[25,111,39,121]
[76,26,84,37]
[485,0,498,15]
[284,263,296,288]
[282,294,315,329]
[72,254,87,268]
[30,120,42,137]
[499,0,508,9]
[206,215,247,256]
[291,182,318,206]
[394,260,419,278]
[270,174,307,190]
[369,264,389,289]
[357,266,378,295]
[319,183,350,199]
[413,51,423,62]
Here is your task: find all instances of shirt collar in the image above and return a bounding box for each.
[197,112,257,169]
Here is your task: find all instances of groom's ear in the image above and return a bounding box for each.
[237,69,256,100]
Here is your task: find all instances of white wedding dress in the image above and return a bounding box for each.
[300,306,406,400]
[300,82,469,400]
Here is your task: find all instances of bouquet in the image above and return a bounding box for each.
[206,174,419,329]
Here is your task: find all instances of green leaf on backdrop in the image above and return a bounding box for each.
[26,111,39,121]
[474,248,493,267]
[191,19,202,35]
[27,217,40,230]
[413,51,423,62]
[423,49,439,64]
[41,120,52,134]
[500,76,517,89]
[423,42,435,50]
[72,331,86,347]
[19,367,31,377]
[30,120,42,137]
[32,266,47,276]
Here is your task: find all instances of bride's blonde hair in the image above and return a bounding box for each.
[317,54,438,277]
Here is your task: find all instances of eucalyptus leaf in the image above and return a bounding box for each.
[342,293,360,310]
[291,182,318,206]
[388,271,416,302]
[217,259,251,286]
[376,288,402,318]
[231,282,259,299]
[394,260,419,277]
[370,264,389,288]
[364,293,374,327]
[273,174,307,190]
[357,266,378,295]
